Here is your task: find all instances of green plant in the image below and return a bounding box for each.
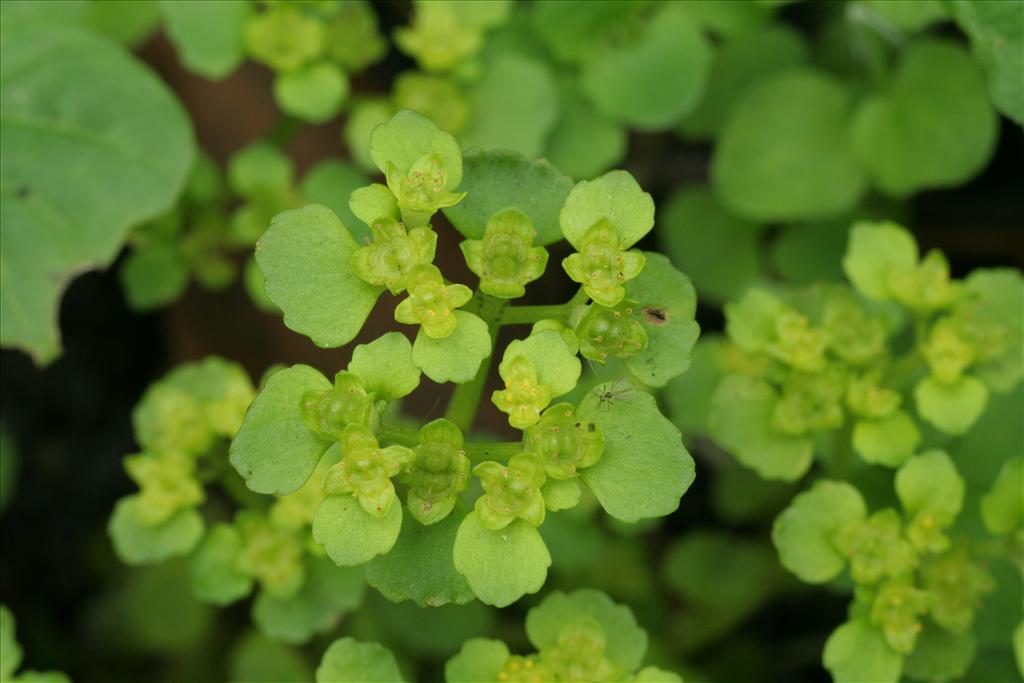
[665,223,1023,682]
[314,590,681,683]
[105,109,695,677]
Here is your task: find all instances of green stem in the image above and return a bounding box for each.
[501,304,572,325]
[500,287,590,326]
[444,294,506,432]
[463,441,522,463]
[829,422,853,481]
[379,422,420,447]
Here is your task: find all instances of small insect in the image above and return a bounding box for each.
[591,378,637,411]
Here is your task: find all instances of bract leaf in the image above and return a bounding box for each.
[300,161,371,243]
[452,512,550,607]
[895,450,965,522]
[823,619,902,683]
[852,410,921,468]
[316,638,405,683]
[230,364,332,495]
[364,504,475,607]
[257,205,381,348]
[842,221,919,301]
[445,638,509,683]
[500,330,581,398]
[578,382,695,522]
[442,149,573,246]
[622,253,700,387]
[708,375,814,481]
[525,589,647,671]
[369,109,462,188]
[252,558,365,644]
[560,170,655,249]
[313,495,402,567]
[109,496,204,566]
[412,311,491,383]
[915,375,988,436]
[190,523,253,606]
[349,332,420,400]
[980,456,1024,535]
[771,480,866,583]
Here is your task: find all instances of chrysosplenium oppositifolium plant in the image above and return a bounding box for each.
[316,590,681,683]
[108,110,697,673]
[666,222,1024,683]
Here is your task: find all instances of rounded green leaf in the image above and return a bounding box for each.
[316,638,405,683]
[412,311,491,384]
[842,221,919,301]
[852,410,922,468]
[658,187,766,304]
[963,268,1024,393]
[903,622,976,682]
[230,630,314,683]
[274,62,349,124]
[949,0,1024,124]
[349,332,421,400]
[1,23,194,363]
[823,620,903,683]
[679,25,808,139]
[712,69,866,222]
[525,589,647,671]
[442,149,573,246]
[256,204,382,348]
[578,382,695,522]
[632,667,684,683]
[120,244,190,311]
[252,558,365,644]
[190,523,253,606]
[459,55,559,159]
[663,530,777,615]
[369,109,462,188]
[445,638,509,683]
[365,503,475,607]
[500,330,581,398]
[544,82,626,180]
[580,5,710,129]
[662,336,729,438]
[452,512,551,607]
[622,253,700,387]
[851,40,997,197]
[708,375,814,482]
[895,450,965,521]
[313,495,402,567]
[915,375,988,435]
[771,480,866,583]
[160,0,251,79]
[299,160,371,243]
[230,364,332,495]
[347,183,399,231]
[980,456,1024,535]
[109,496,204,566]
[560,170,655,249]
